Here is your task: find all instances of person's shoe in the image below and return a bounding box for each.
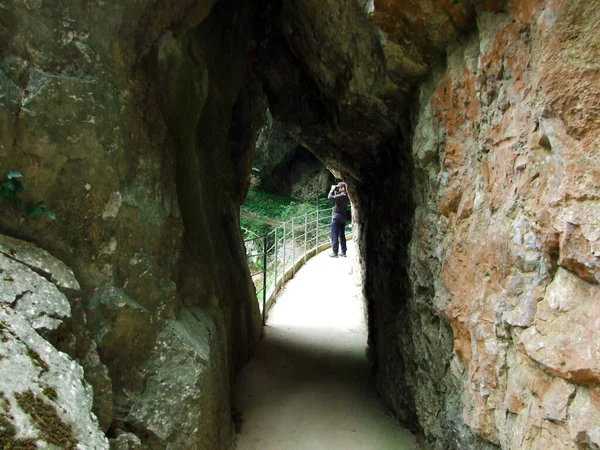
[329,252,338,258]
[340,252,347,257]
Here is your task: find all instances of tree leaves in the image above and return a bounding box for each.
[25,201,56,220]
[1,170,56,220]
[0,176,25,201]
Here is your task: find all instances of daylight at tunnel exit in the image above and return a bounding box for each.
[0,0,599,449]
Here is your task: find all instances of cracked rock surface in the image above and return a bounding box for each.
[0,253,71,332]
[0,235,108,449]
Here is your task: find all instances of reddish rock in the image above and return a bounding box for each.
[521,268,600,385]
[541,377,576,422]
[407,0,600,447]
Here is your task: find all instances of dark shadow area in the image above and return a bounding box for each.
[233,245,417,449]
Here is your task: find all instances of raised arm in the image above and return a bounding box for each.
[328,185,337,199]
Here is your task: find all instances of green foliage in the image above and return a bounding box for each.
[0,171,25,207]
[25,201,56,220]
[240,220,271,245]
[240,216,271,239]
[242,189,330,222]
[0,171,55,220]
[242,189,292,219]
[240,188,338,243]
[240,189,330,241]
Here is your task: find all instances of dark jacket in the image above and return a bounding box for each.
[328,187,350,223]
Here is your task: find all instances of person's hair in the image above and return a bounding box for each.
[337,182,347,192]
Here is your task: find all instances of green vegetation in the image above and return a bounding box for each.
[243,189,330,221]
[0,171,25,205]
[240,216,271,240]
[0,171,55,220]
[241,188,331,239]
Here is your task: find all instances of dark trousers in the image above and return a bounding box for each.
[331,219,346,255]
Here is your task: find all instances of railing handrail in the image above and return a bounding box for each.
[243,203,352,324]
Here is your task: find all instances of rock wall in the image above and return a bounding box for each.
[0,0,262,448]
[2,0,598,448]
[383,1,600,448]
[260,0,599,448]
[0,234,109,449]
[254,110,334,200]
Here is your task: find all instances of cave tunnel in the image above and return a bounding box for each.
[0,0,599,449]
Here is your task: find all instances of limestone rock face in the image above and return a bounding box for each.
[0,253,71,333]
[0,235,108,449]
[0,306,109,450]
[125,307,231,449]
[521,268,600,385]
[0,234,80,290]
[1,0,262,448]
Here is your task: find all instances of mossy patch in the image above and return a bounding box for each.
[0,320,10,342]
[41,386,57,402]
[25,348,49,373]
[0,415,38,450]
[0,393,9,413]
[15,390,77,449]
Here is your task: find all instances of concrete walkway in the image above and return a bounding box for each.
[233,241,417,450]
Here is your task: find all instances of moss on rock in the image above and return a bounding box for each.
[41,386,57,402]
[25,348,49,373]
[15,389,78,449]
[0,415,38,450]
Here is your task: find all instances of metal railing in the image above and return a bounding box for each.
[244,207,352,324]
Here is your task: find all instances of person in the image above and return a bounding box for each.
[327,181,350,257]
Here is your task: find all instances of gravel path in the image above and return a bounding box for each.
[234,241,417,450]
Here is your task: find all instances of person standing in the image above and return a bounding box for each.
[328,182,350,257]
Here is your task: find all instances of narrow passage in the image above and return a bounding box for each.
[234,241,417,449]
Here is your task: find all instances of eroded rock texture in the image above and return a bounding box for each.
[254,110,334,199]
[1,0,262,448]
[261,0,600,449]
[2,0,598,448]
[405,2,600,448]
[0,235,108,449]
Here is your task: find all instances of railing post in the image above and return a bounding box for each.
[316,208,319,248]
[291,217,295,276]
[274,229,278,290]
[262,233,267,325]
[282,222,286,279]
[304,213,307,263]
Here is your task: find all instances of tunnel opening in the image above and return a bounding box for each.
[247,0,426,437]
[2,0,599,449]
